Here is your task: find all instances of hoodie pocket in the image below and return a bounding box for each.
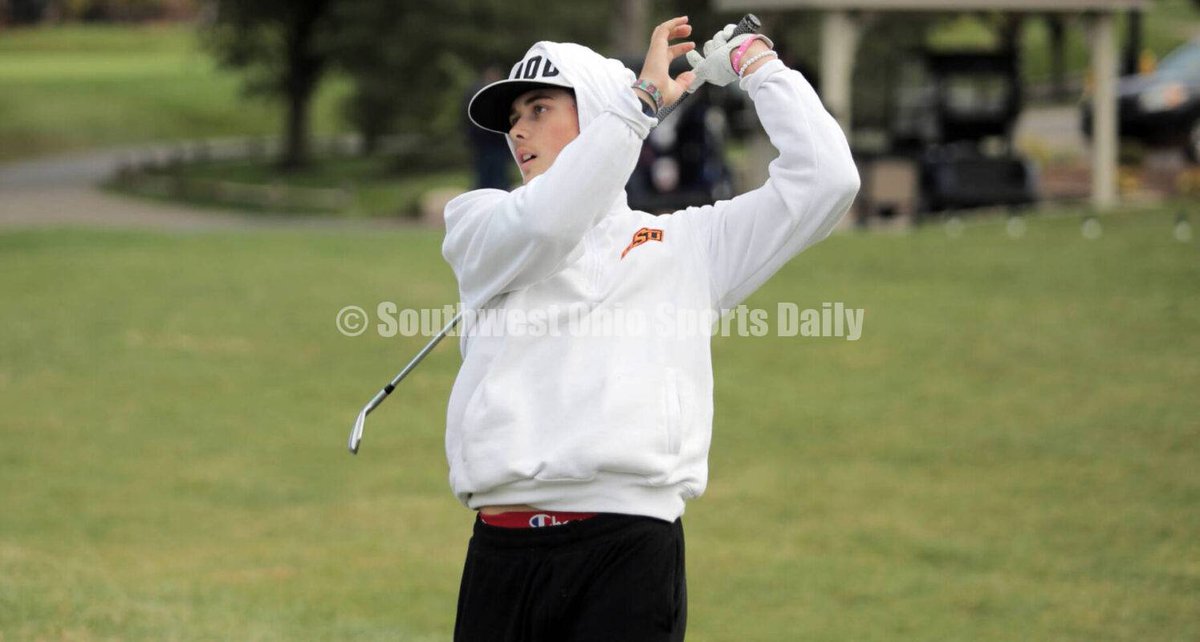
[528,368,679,483]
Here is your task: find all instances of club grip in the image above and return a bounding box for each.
[655,13,761,121]
[730,13,762,38]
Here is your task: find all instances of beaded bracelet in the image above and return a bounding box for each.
[631,79,664,112]
[738,50,778,78]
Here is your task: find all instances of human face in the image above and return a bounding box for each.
[508,88,579,183]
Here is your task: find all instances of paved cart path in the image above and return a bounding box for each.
[0,141,411,232]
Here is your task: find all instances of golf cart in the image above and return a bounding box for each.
[885,48,1039,217]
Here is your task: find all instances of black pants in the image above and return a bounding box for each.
[454,513,687,642]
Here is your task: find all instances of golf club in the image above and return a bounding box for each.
[348,311,461,454]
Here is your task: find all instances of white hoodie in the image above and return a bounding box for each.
[442,42,860,522]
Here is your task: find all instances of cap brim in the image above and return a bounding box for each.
[468,78,571,134]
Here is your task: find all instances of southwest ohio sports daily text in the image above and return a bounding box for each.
[336,302,866,341]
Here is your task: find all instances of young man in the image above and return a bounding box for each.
[443,16,859,641]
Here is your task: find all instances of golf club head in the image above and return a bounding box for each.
[349,407,367,454]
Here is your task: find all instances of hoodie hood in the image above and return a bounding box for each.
[468,42,641,166]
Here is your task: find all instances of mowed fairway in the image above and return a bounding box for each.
[1,206,1197,640]
[0,25,349,162]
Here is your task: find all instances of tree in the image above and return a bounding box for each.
[5,0,48,23]
[329,0,612,158]
[204,0,337,170]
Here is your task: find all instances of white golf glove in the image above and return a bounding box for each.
[685,24,774,91]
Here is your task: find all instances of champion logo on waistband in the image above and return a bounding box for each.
[529,513,563,528]
[479,510,598,528]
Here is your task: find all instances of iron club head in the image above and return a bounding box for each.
[349,406,367,454]
[345,311,461,456]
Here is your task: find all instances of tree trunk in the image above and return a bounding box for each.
[1047,15,1066,102]
[278,0,328,171]
[282,82,313,170]
[362,125,380,157]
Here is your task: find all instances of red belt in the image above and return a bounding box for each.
[479,510,598,529]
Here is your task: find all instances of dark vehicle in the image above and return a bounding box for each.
[1082,38,1200,161]
[891,50,1039,216]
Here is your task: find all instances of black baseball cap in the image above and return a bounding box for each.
[468,48,573,134]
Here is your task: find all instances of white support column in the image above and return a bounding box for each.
[821,10,862,134]
[1088,12,1119,210]
[615,0,649,58]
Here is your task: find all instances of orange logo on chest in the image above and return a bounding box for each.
[620,227,664,260]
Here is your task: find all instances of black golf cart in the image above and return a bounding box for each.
[883,48,1039,218]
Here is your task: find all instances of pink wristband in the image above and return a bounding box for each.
[730,36,760,73]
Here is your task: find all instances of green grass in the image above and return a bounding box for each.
[0,24,351,163]
[1,203,1197,640]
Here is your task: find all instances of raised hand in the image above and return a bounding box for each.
[637,16,698,107]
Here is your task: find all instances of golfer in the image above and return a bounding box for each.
[443,16,858,641]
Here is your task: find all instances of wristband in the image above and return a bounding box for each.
[738,50,778,78]
[633,92,656,117]
[631,79,664,112]
[730,36,761,74]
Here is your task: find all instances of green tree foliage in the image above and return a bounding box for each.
[204,0,337,169]
[4,0,49,23]
[197,0,768,169]
[56,0,196,21]
[852,13,940,131]
[329,0,613,158]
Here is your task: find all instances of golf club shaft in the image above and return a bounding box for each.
[348,311,462,454]
[379,311,462,401]
[655,13,761,121]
